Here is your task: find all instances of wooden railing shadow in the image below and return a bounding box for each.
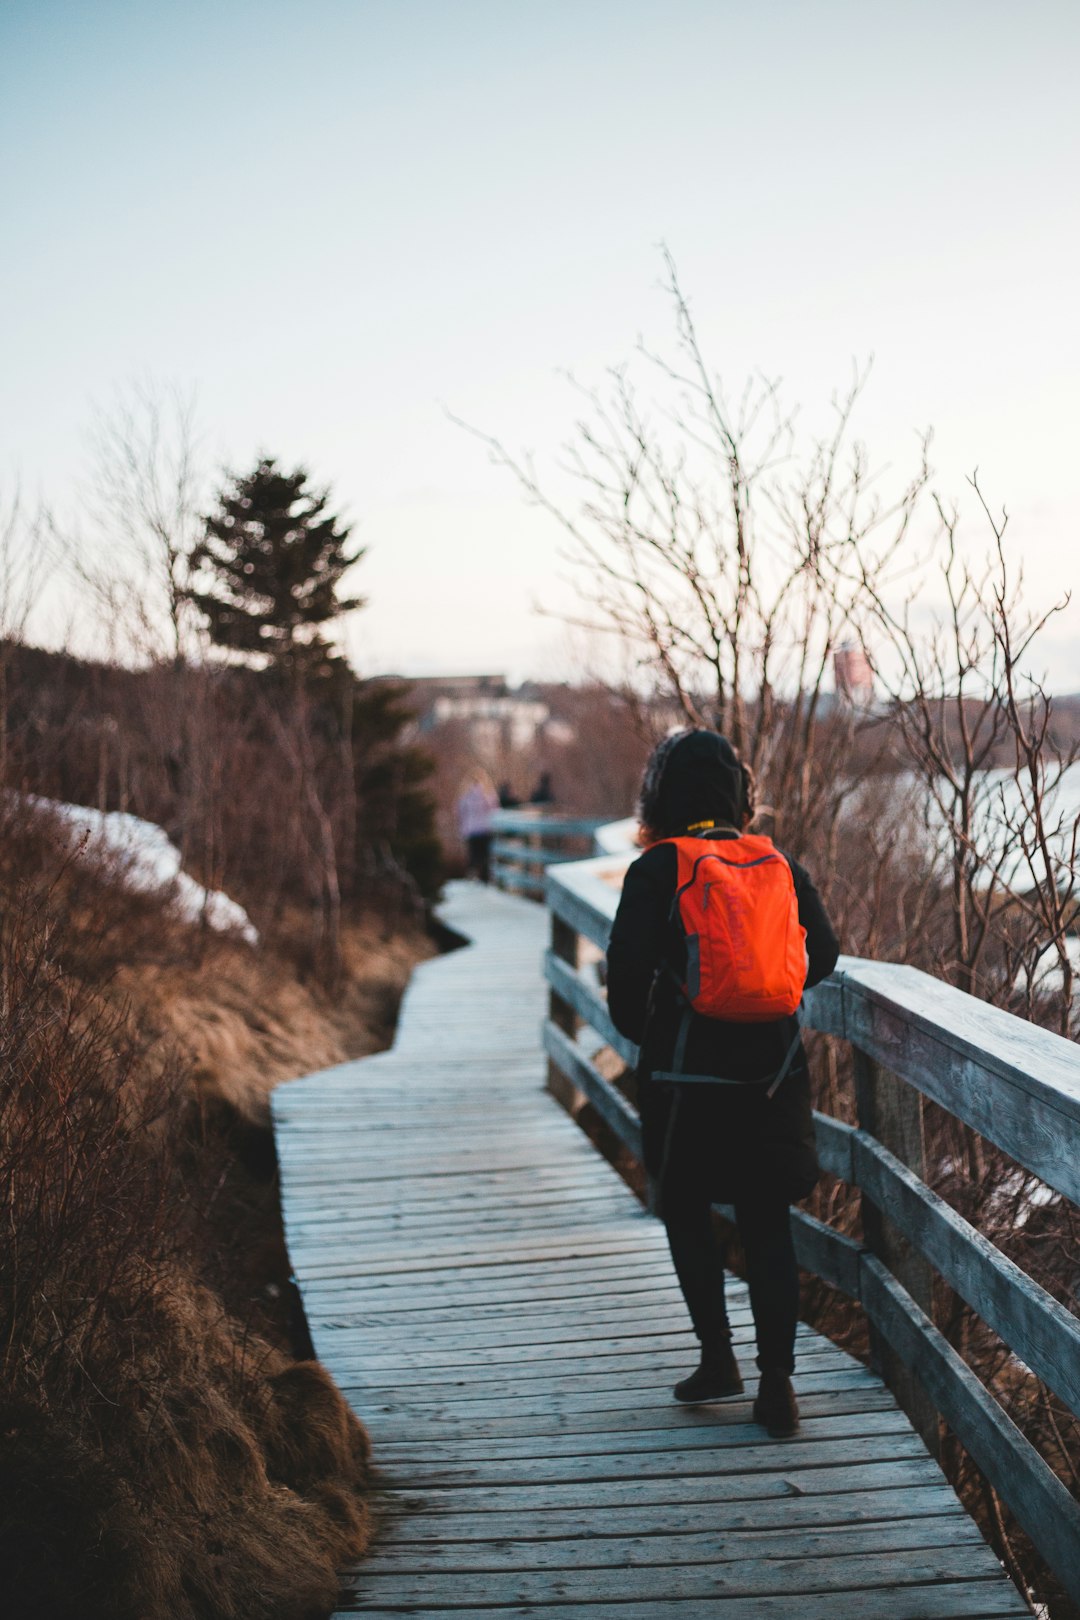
[520,834,1080,1607]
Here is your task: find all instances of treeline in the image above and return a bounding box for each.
[3,448,443,978]
[2,640,440,964]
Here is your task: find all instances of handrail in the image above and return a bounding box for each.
[542,829,1080,1604]
[490,810,607,898]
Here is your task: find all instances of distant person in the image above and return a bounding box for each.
[529,771,555,807]
[606,729,839,1438]
[498,781,520,809]
[456,770,499,883]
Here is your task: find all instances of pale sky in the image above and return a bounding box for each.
[3,0,1078,686]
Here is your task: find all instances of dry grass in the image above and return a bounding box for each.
[0,800,431,1619]
[117,912,429,1127]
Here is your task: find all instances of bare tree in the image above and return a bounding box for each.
[0,487,53,780]
[69,379,204,662]
[455,249,930,882]
[865,479,1078,1035]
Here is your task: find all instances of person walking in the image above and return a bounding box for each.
[606,729,839,1437]
[456,769,499,883]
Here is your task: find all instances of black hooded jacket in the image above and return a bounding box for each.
[606,732,839,1201]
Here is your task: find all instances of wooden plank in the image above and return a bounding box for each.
[339,1544,1014,1608]
[358,1387,896,1445]
[853,1127,1080,1421]
[302,1261,702,1309]
[382,1455,958,1516]
[543,1018,642,1158]
[370,1431,930,1490]
[338,1344,859,1407]
[284,1195,641,1242]
[339,1358,868,1413]
[371,1481,963,1543]
[790,1208,862,1297]
[303,1257,707,1307]
[811,1109,855,1180]
[545,857,621,950]
[838,961,1080,1203]
[334,1590,1026,1620]
[861,1254,1080,1603]
[853,1046,940,1456]
[352,1367,879,1426]
[361,1513,982,1572]
[312,1293,739,1337]
[312,1286,731,1328]
[545,949,638,1067]
[369,1408,914,1466]
[315,1315,724,1359]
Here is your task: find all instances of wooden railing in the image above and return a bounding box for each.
[543,837,1080,1605]
[490,810,607,899]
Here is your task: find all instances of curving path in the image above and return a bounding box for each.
[272,881,1027,1619]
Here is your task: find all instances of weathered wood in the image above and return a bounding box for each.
[801,970,846,1037]
[370,1481,962,1542]
[361,1387,897,1447]
[374,1407,915,1467]
[543,1019,643,1159]
[792,1209,863,1298]
[544,949,638,1066]
[547,908,581,1109]
[861,1254,1080,1602]
[363,1513,983,1574]
[340,1544,1014,1608]
[811,1109,856,1181]
[272,876,1028,1618]
[838,961,1080,1204]
[357,1378,882,1440]
[333,1590,1032,1620]
[853,1046,940,1457]
[383,1455,967,1516]
[353,1361,875,1412]
[852,1127,1080,1422]
[546,854,626,950]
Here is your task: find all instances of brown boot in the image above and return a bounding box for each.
[753,1368,799,1437]
[673,1340,744,1403]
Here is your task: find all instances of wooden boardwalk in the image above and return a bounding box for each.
[272,881,1028,1620]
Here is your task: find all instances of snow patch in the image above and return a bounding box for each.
[31,797,259,946]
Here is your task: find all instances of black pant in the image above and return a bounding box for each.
[466,832,492,883]
[662,1187,799,1374]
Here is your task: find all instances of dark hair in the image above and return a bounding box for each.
[637,728,755,843]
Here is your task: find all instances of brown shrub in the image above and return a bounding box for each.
[0,804,381,1619]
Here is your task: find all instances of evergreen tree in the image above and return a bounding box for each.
[190,458,362,670]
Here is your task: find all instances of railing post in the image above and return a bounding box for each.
[853,1047,941,1458]
[547,909,580,1111]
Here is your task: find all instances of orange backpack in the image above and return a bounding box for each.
[659,832,807,1022]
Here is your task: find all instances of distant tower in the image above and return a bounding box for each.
[833,641,874,706]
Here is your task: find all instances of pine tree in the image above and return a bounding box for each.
[190,458,363,671]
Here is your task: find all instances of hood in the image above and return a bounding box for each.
[639,728,745,837]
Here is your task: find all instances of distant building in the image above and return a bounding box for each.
[833,642,874,706]
[404,675,556,759]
